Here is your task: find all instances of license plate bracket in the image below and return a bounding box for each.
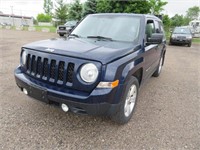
[28,84,48,103]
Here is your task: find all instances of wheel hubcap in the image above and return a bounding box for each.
[124,84,137,117]
[158,57,163,73]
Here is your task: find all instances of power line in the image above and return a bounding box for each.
[0,8,42,13]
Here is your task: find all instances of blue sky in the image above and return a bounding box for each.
[0,0,199,18]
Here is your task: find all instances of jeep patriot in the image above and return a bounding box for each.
[14,14,166,124]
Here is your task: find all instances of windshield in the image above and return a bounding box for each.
[65,21,77,26]
[71,15,141,42]
[173,28,191,34]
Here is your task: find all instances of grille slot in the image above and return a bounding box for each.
[31,55,36,75]
[66,63,75,83]
[43,58,48,78]
[58,61,65,81]
[26,54,31,71]
[59,27,66,30]
[25,54,75,85]
[36,57,42,77]
[50,60,56,79]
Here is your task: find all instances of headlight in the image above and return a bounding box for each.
[171,35,176,38]
[80,63,98,83]
[186,35,192,39]
[21,50,27,65]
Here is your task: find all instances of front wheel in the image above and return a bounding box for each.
[111,76,139,124]
[188,42,192,47]
[59,33,64,37]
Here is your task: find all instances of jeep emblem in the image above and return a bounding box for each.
[45,48,54,52]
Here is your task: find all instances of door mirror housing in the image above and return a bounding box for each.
[147,33,163,44]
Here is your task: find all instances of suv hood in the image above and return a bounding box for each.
[23,38,139,64]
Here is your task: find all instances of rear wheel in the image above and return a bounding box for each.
[111,76,139,124]
[153,55,164,77]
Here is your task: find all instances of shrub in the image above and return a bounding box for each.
[37,13,52,22]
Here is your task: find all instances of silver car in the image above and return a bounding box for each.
[57,20,78,37]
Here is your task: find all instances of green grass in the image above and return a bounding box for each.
[33,25,56,32]
[0,25,56,33]
[192,38,200,43]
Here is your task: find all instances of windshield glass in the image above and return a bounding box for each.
[65,21,77,26]
[71,15,141,42]
[173,28,191,34]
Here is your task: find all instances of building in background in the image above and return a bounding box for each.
[0,13,33,26]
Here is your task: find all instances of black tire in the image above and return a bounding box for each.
[111,76,139,124]
[59,33,64,37]
[153,54,164,77]
[188,42,192,47]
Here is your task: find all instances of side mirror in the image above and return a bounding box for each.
[147,33,163,44]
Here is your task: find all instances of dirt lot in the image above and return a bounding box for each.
[0,29,200,150]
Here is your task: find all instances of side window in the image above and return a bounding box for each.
[146,20,155,40]
[159,22,164,33]
[154,21,161,33]
[159,22,166,40]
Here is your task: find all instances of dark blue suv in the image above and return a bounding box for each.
[14,14,166,124]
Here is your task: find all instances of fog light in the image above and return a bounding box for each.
[23,88,28,95]
[61,103,69,112]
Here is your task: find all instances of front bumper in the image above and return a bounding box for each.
[14,67,122,116]
[170,38,191,44]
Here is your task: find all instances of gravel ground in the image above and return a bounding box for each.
[0,29,200,150]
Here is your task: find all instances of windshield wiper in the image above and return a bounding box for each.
[87,35,113,41]
[69,34,81,38]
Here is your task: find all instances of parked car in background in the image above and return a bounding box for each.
[0,22,11,26]
[57,20,78,37]
[169,27,192,47]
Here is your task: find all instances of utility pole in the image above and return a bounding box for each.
[10,6,14,26]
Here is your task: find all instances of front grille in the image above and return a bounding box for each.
[177,36,186,39]
[25,54,75,85]
[59,27,66,30]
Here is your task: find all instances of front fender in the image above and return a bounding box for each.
[101,48,144,104]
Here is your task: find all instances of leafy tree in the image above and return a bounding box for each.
[186,6,200,20]
[43,0,53,16]
[171,14,185,27]
[149,0,168,15]
[171,14,192,27]
[183,16,191,25]
[68,0,83,20]
[96,0,151,14]
[123,1,151,14]
[54,0,68,24]
[162,14,171,28]
[33,18,38,25]
[96,0,112,13]
[82,0,97,17]
[37,13,52,22]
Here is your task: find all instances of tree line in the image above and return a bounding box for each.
[37,0,200,29]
